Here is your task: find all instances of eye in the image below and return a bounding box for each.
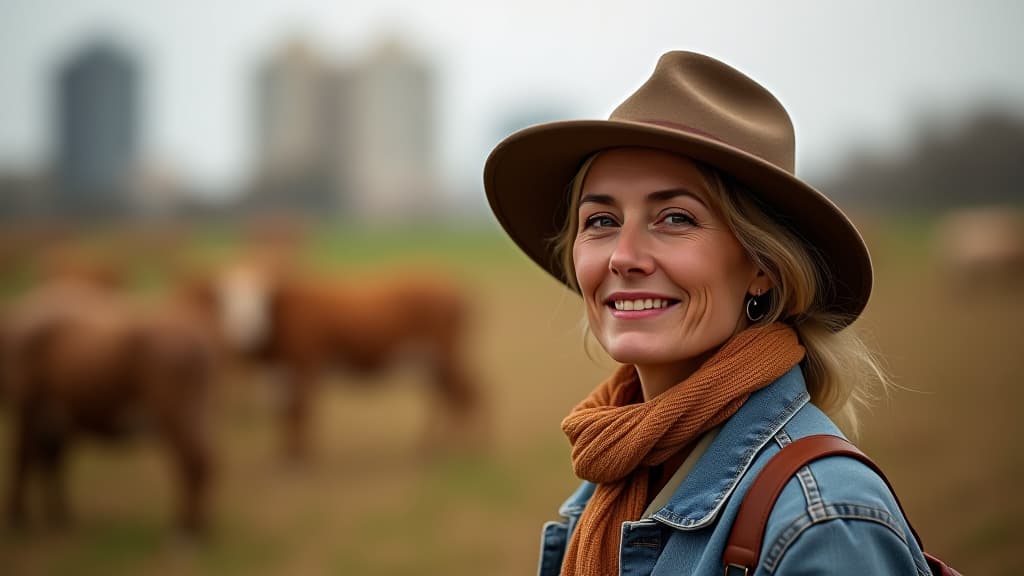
[582,214,619,229]
[659,211,697,227]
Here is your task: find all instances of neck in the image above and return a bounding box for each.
[636,350,714,401]
[638,320,755,401]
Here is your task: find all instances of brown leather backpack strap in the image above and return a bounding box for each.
[722,434,928,575]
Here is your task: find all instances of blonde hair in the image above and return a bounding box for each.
[551,152,889,437]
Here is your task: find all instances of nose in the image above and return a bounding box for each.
[608,221,655,278]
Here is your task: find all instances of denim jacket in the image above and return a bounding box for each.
[539,366,933,575]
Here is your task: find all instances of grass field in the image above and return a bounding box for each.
[0,218,1020,575]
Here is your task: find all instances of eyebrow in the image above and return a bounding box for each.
[579,187,709,209]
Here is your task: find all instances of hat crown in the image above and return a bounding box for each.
[610,51,796,174]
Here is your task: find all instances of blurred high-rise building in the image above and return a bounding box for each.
[346,38,437,220]
[254,38,346,212]
[252,36,438,220]
[56,39,139,216]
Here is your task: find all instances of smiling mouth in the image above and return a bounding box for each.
[608,298,680,311]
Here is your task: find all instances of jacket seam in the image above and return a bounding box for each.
[797,465,824,519]
[773,430,824,515]
[761,503,921,574]
[774,429,792,448]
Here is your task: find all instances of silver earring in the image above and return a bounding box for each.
[746,290,767,322]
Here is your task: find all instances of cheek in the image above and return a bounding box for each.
[665,242,752,309]
[572,241,605,295]
[711,250,757,321]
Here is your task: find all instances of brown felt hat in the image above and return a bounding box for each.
[483,50,872,325]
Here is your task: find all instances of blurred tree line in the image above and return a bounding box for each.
[816,107,1024,213]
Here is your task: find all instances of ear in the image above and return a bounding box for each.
[747,268,774,296]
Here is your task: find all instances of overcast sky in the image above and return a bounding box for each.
[1,0,1022,201]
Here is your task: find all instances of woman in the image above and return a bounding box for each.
[484,52,933,575]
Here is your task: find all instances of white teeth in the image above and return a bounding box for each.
[612,298,672,311]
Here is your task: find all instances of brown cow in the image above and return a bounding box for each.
[195,261,481,461]
[933,206,1024,288]
[2,280,215,535]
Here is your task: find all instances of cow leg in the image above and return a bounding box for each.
[441,366,478,420]
[182,446,211,537]
[282,367,316,463]
[6,413,33,528]
[166,424,211,537]
[150,362,213,537]
[39,432,70,528]
[431,361,486,453]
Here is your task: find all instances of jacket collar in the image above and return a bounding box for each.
[558,478,597,517]
[649,365,809,529]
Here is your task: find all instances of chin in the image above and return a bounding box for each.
[600,336,684,366]
[598,331,728,368]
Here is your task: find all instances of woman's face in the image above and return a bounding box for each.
[572,148,762,378]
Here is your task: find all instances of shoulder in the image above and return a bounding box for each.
[754,422,931,574]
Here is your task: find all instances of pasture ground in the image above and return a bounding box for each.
[0,218,1020,575]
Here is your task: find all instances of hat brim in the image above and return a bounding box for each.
[483,119,872,324]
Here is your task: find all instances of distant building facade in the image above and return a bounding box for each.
[346,40,436,220]
[56,39,139,215]
[251,36,438,220]
[253,39,345,212]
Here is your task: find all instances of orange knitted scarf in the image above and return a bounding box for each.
[559,323,805,576]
